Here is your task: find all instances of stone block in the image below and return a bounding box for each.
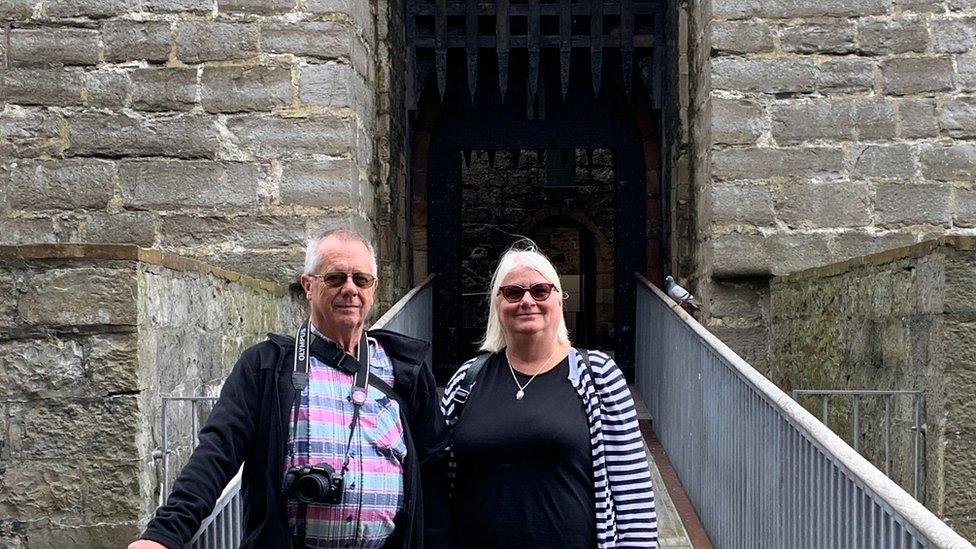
[43,0,139,18]
[706,279,768,319]
[68,113,218,159]
[941,96,976,138]
[1,68,85,106]
[0,338,87,399]
[709,232,769,276]
[83,334,139,394]
[24,521,141,548]
[0,109,63,158]
[896,0,946,12]
[0,0,34,19]
[174,22,259,63]
[7,397,138,462]
[774,181,871,229]
[853,100,897,140]
[7,159,116,210]
[0,218,60,244]
[0,273,18,328]
[0,461,84,519]
[145,0,212,12]
[711,147,845,181]
[851,144,917,179]
[201,65,292,113]
[21,268,137,326]
[710,21,774,54]
[828,232,917,263]
[958,56,976,92]
[712,0,891,18]
[920,143,976,181]
[881,57,955,95]
[898,99,939,138]
[120,160,262,209]
[82,459,143,521]
[817,58,875,93]
[875,183,951,227]
[709,325,770,368]
[771,100,853,144]
[712,58,818,93]
[159,215,306,248]
[934,17,976,53]
[85,70,129,109]
[8,28,100,67]
[81,211,157,246]
[945,253,976,314]
[945,319,976,373]
[130,67,197,112]
[226,115,353,158]
[707,184,775,226]
[767,233,832,275]
[781,23,855,54]
[103,20,172,63]
[954,187,976,228]
[279,158,355,208]
[261,21,352,59]
[299,62,352,108]
[206,248,305,283]
[217,0,294,14]
[711,97,764,145]
[857,20,930,55]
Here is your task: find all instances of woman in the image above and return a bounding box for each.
[441,243,658,548]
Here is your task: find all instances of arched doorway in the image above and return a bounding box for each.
[406,2,668,378]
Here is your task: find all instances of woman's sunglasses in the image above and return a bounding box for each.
[498,283,558,303]
[308,271,377,289]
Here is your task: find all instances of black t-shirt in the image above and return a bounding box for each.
[451,353,596,549]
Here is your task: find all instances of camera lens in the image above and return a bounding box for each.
[295,473,332,504]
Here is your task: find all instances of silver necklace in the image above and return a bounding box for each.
[506,347,558,400]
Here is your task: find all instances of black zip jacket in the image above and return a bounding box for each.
[140,329,452,549]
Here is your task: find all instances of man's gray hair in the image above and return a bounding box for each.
[304,228,378,276]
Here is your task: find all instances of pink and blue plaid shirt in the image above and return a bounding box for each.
[286,327,406,548]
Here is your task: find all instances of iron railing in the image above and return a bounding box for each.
[792,389,925,501]
[173,275,436,548]
[633,274,972,549]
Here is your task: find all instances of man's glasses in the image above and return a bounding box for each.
[308,271,377,289]
[498,283,558,303]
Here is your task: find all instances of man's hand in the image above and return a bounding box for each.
[127,541,167,549]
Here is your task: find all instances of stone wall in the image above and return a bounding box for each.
[769,237,976,539]
[0,244,304,547]
[699,0,976,368]
[0,0,409,303]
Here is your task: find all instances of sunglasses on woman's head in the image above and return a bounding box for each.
[498,283,558,303]
[308,271,377,289]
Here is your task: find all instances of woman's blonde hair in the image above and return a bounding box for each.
[480,240,571,352]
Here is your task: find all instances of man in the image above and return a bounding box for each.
[130,229,449,548]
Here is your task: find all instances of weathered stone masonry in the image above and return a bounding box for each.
[0,0,411,306]
[770,237,976,539]
[699,0,976,369]
[0,244,304,547]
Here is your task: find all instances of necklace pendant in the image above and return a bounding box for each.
[516,389,525,400]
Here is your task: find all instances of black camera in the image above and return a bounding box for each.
[283,463,344,505]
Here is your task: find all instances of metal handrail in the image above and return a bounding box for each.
[633,273,972,548]
[179,276,437,548]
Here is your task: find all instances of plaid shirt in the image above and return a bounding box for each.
[286,327,406,548]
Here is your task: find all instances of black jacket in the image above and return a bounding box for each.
[141,329,451,549]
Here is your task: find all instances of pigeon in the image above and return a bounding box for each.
[664,276,701,311]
